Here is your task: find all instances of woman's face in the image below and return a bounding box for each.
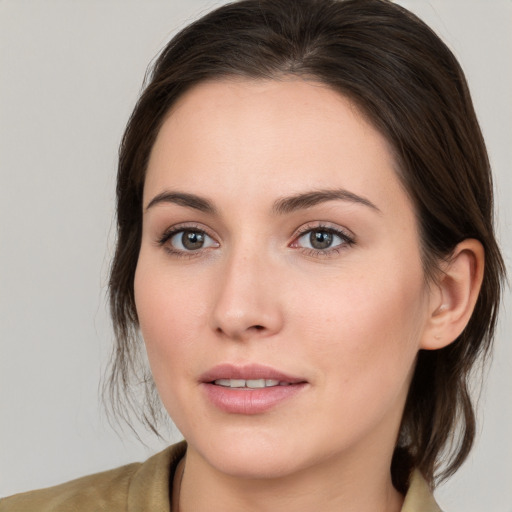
[135,79,435,479]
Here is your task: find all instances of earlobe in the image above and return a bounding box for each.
[421,239,485,350]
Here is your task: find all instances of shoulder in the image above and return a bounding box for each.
[0,441,186,512]
[0,462,139,512]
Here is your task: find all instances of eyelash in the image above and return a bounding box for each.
[157,223,218,259]
[291,223,356,258]
[156,222,355,259]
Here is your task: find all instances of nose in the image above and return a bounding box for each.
[210,247,284,341]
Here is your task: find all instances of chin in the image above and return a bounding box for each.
[188,427,313,480]
[206,450,301,480]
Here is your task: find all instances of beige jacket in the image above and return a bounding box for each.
[0,442,441,511]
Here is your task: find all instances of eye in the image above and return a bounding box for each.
[301,230,338,250]
[169,229,217,251]
[291,225,355,255]
[157,226,219,257]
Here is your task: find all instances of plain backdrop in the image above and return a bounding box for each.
[1,1,511,510]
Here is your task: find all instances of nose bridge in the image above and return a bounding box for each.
[211,239,283,340]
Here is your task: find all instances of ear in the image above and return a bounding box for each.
[421,239,485,350]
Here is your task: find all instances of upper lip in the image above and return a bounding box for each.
[200,363,306,384]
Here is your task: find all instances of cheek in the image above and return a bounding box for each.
[296,261,427,392]
[134,255,203,379]
[133,256,209,430]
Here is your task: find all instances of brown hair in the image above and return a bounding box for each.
[107,0,505,490]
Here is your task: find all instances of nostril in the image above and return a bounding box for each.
[215,324,265,337]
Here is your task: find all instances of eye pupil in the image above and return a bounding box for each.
[182,230,205,250]
[310,230,333,249]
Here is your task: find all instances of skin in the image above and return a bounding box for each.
[134,78,482,512]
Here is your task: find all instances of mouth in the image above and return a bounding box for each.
[212,378,294,388]
[200,363,307,386]
[200,363,308,414]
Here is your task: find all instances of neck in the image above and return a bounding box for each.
[176,445,404,512]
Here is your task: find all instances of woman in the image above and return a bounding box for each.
[0,0,505,510]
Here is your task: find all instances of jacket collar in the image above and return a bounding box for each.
[401,470,442,512]
[126,442,442,511]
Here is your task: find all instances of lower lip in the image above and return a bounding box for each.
[202,382,307,414]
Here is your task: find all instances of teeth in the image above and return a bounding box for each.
[214,378,283,388]
[246,379,265,388]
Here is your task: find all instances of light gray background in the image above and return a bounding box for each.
[1,1,511,510]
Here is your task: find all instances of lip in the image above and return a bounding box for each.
[200,363,308,415]
[199,363,306,384]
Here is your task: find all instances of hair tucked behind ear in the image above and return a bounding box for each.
[106,0,505,489]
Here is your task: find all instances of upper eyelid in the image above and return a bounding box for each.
[161,222,212,234]
[292,222,355,239]
[155,220,355,246]
[157,222,218,244]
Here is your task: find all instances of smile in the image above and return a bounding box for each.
[201,363,308,414]
[213,379,291,388]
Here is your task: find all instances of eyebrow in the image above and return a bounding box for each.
[145,191,216,214]
[272,189,381,215]
[145,188,380,215]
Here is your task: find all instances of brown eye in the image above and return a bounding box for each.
[169,229,217,252]
[293,226,354,254]
[310,230,333,250]
[182,230,205,250]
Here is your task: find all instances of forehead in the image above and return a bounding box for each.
[145,78,409,219]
